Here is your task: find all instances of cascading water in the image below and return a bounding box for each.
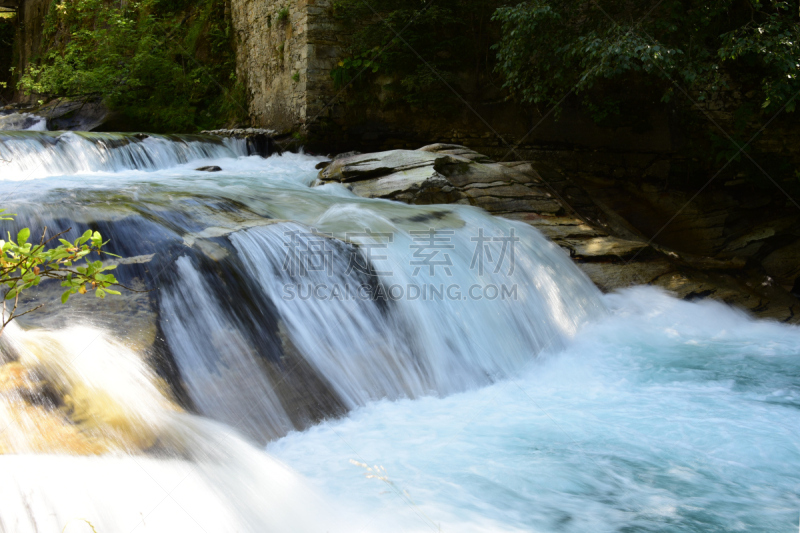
[0,131,247,180]
[0,113,48,132]
[0,131,798,532]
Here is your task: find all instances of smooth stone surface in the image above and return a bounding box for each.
[320,150,454,182]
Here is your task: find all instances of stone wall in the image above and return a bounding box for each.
[230,0,343,133]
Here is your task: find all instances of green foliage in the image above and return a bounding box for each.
[331,48,381,89]
[277,7,290,22]
[17,0,246,132]
[292,71,300,83]
[717,1,800,113]
[330,0,505,108]
[493,0,800,119]
[0,210,123,336]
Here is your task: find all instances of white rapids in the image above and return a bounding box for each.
[0,131,797,533]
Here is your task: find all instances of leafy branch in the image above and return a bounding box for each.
[0,209,134,336]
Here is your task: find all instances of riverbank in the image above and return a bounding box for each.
[314,144,800,323]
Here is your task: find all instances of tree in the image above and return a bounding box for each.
[17,0,245,132]
[0,209,125,337]
[492,0,800,120]
[330,0,506,108]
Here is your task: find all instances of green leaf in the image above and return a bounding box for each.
[78,229,93,245]
[17,228,30,246]
[61,290,71,303]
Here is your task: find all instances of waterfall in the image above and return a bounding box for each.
[0,133,606,445]
[0,325,350,533]
[9,133,791,533]
[229,218,603,408]
[159,255,296,441]
[0,131,248,180]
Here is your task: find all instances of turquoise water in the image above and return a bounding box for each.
[271,288,800,532]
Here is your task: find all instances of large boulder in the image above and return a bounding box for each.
[37,98,111,131]
[317,149,466,204]
[316,145,565,212]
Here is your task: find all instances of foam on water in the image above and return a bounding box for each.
[269,287,800,533]
[0,131,247,181]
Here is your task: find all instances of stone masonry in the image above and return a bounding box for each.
[230,0,342,133]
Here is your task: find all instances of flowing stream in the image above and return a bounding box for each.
[0,131,798,532]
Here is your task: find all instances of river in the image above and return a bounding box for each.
[0,130,797,532]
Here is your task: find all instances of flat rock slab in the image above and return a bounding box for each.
[320,150,456,182]
[347,167,451,200]
[316,146,556,214]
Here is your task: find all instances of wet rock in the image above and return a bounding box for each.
[201,127,277,137]
[418,143,494,163]
[318,150,470,204]
[200,128,279,157]
[317,146,560,214]
[333,151,362,160]
[578,261,675,292]
[762,242,800,288]
[38,99,111,131]
[651,269,799,323]
[320,149,453,182]
[196,166,222,172]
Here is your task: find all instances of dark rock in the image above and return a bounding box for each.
[196,166,222,172]
[38,98,111,131]
[315,161,332,170]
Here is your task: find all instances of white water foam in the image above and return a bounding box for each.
[0,131,247,180]
[270,287,800,533]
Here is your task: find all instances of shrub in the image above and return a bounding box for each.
[17,0,246,132]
